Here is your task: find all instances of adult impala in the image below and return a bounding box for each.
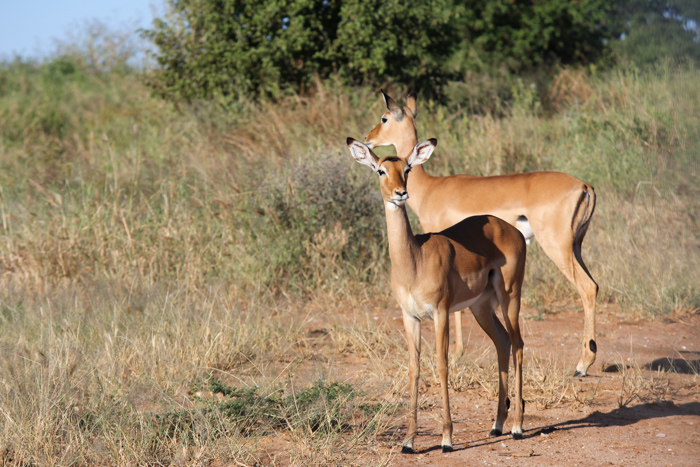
[365,90,598,377]
[347,137,527,453]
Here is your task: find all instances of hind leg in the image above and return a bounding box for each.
[492,273,525,438]
[537,231,598,376]
[469,296,511,436]
[572,235,599,376]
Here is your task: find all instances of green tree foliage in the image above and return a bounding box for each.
[451,0,622,72]
[141,0,342,101]
[331,0,461,90]
[615,0,700,66]
[141,0,625,102]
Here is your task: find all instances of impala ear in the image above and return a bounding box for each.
[346,137,379,172]
[406,91,417,118]
[381,89,404,121]
[407,138,437,168]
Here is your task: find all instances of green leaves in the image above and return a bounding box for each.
[614,0,700,66]
[142,0,342,101]
[141,0,629,103]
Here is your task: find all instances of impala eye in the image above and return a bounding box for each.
[377,169,386,176]
[381,117,388,124]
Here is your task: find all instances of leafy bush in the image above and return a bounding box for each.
[249,152,387,292]
[448,0,623,74]
[141,0,623,102]
[614,0,700,66]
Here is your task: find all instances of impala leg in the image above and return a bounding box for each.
[434,308,453,452]
[510,331,524,440]
[539,236,598,377]
[453,310,465,356]
[495,289,524,439]
[401,308,422,454]
[572,235,599,377]
[470,297,511,436]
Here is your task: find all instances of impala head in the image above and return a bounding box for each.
[346,137,436,209]
[364,90,418,158]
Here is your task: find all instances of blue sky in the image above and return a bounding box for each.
[0,0,161,60]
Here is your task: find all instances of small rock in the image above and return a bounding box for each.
[656,433,667,438]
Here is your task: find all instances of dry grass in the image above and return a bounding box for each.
[0,287,403,465]
[0,60,698,464]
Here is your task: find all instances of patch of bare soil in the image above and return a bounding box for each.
[250,304,699,466]
[377,306,700,466]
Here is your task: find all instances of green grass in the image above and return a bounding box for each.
[0,56,698,464]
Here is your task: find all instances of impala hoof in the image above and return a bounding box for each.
[573,370,587,377]
[401,446,416,454]
[489,429,502,437]
[442,445,454,453]
[512,432,523,440]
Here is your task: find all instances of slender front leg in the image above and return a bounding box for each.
[401,308,422,454]
[434,308,453,452]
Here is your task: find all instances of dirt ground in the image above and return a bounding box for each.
[254,304,700,466]
[374,306,700,467]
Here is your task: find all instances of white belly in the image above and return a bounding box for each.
[516,217,534,245]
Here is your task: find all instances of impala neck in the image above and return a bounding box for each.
[385,202,421,281]
[393,133,419,162]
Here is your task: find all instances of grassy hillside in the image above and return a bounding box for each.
[0,57,698,464]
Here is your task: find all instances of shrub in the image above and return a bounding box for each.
[249,152,387,292]
[614,0,700,67]
[141,0,623,102]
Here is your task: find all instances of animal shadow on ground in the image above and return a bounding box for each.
[643,358,700,374]
[602,352,700,375]
[379,401,700,453]
[379,427,506,453]
[524,401,700,439]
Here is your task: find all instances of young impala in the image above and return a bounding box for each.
[365,90,598,377]
[346,137,527,453]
